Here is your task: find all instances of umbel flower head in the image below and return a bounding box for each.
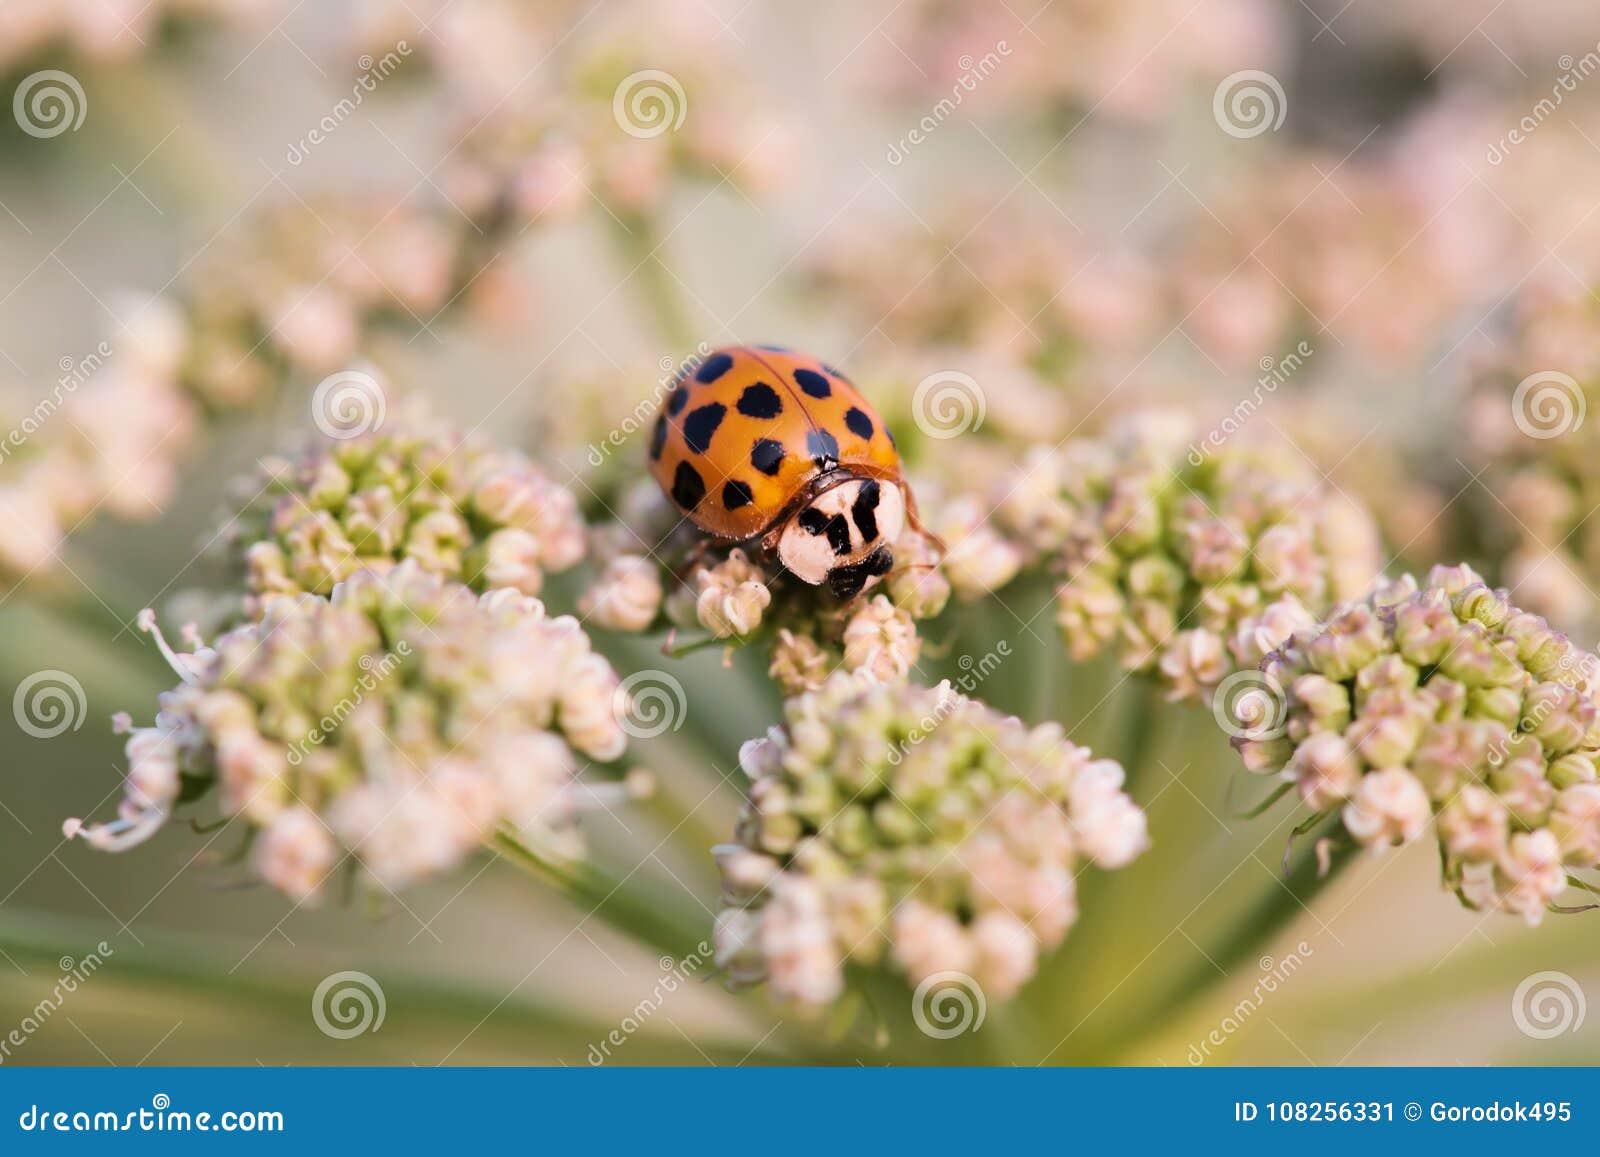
[713,674,1148,1009]
[999,412,1381,702]
[223,410,586,618]
[65,563,644,900]
[1235,564,1600,925]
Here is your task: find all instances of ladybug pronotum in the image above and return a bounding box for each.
[648,345,922,599]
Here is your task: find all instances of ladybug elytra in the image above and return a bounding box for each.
[647,345,921,599]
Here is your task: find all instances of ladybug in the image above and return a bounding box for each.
[648,345,921,599]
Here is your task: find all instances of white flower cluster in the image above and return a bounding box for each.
[1240,565,1600,924]
[713,674,1148,1007]
[67,563,642,899]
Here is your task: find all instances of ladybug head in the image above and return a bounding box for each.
[775,476,904,598]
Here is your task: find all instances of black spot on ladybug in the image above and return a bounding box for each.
[852,479,881,542]
[671,461,705,510]
[722,480,753,510]
[794,368,832,398]
[844,407,874,440]
[888,428,898,450]
[696,352,734,384]
[736,383,783,419]
[667,385,689,416]
[682,402,727,455]
[751,438,785,476]
[649,415,667,460]
[798,507,829,535]
[806,428,839,467]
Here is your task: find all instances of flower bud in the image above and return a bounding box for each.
[579,555,664,632]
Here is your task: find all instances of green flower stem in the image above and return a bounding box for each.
[835,969,1017,1065]
[1111,676,1163,790]
[1028,607,1065,726]
[494,832,706,961]
[1173,833,1359,1002]
[606,209,698,351]
[635,758,738,875]
[0,911,767,1065]
[496,835,867,1065]
[1090,832,1359,1063]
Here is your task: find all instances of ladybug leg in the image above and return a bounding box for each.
[668,532,775,588]
[896,486,947,566]
[669,535,719,585]
[757,521,794,580]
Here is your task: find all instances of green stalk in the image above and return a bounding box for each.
[494,832,706,961]
[605,209,698,350]
[1110,676,1163,790]
[1169,836,1358,1002]
[1089,834,1359,1062]
[0,910,770,1065]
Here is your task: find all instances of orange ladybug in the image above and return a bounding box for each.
[648,345,918,599]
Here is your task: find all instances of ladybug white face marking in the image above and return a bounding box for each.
[776,476,905,597]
